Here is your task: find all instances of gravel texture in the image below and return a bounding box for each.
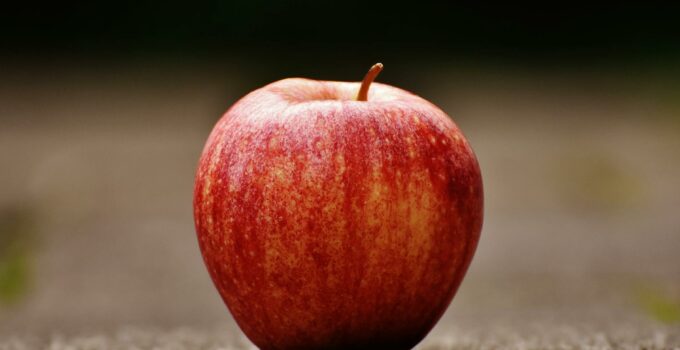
[2,324,679,349]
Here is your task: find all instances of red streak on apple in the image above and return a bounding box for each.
[194,64,483,350]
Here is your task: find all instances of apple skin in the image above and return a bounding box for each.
[193,77,483,350]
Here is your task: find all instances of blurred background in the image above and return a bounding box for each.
[1,2,679,348]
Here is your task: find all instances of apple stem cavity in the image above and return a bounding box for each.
[357,63,384,101]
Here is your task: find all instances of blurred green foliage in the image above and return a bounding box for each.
[636,286,680,324]
[0,206,35,305]
[0,251,29,304]
[554,153,643,213]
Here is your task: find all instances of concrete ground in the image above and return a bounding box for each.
[2,324,679,349]
[0,60,679,348]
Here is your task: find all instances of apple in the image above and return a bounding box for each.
[194,63,483,349]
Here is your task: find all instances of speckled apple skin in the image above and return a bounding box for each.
[193,79,483,350]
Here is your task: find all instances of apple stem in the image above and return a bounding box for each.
[357,63,384,101]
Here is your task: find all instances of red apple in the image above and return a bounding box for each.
[194,64,483,349]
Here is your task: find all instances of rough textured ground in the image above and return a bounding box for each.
[1,60,679,348]
[2,324,679,350]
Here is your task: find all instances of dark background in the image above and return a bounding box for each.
[3,3,680,69]
[1,2,679,347]
[3,3,680,52]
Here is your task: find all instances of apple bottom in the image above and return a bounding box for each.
[196,161,481,349]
